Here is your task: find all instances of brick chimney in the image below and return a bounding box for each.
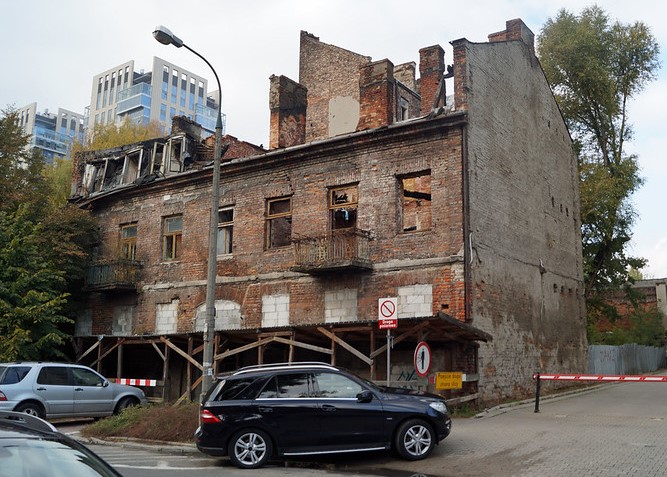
[419,45,445,115]
[488,18,535,55]
[357,59,395,130]
[269,75,307,149]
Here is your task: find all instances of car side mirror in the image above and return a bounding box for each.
[357,390,373,403]
[102,380,109,388]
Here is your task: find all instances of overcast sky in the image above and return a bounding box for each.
[2,0,665,278]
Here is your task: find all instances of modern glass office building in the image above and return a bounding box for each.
[16,103,86,164]
[87,57,224,137]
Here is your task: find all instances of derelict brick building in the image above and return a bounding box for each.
[71,19,587,404]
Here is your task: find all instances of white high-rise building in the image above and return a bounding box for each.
[16,103,86,164]
[86,56,223,137]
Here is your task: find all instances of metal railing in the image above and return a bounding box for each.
[292,229,371,270]
[86,259,142,291]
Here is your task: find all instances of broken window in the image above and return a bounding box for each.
[217,207,233,255]
[122,149,142,184]
[401,172,432,232]
[102,158,124,189]
[119,223,137,260]
[399,97,409,121]
[162,215,182,260]
[330,185,358,230]
[151,142,165,174]
[266,197,292,249]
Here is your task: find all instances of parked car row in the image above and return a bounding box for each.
[2,360,452,470]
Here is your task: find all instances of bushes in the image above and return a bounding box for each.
[81,401,199,443]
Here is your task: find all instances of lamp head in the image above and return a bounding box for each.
[152,25,184,48]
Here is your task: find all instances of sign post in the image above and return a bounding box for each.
[378,298,398,386]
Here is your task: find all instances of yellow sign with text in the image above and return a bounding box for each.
[435,372,463,390]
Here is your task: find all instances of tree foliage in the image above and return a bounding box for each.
[77,119,163,152]
[0,107,99,360]
[538,6,660,295]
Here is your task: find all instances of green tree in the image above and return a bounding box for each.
[537,6,660,295]
[0,206,71,361]
[0,107,99,360]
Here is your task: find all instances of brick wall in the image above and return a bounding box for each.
[455,29,587,402]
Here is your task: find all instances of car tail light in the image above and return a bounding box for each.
[200,410,221,424]
[0,391,6,401]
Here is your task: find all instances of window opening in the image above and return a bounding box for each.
[266,197,292,248]
[401,172,432,232]
[163,216,182,260]
[330,185,358,230]
[120,224,138,260]
[217,207,233,255]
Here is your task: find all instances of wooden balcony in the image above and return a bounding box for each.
[292,229,372,274]
[85,259,142,292]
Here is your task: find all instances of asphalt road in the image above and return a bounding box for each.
[60,378,667,477]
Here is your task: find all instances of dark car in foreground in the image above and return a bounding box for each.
[0,410,122,476]
[0,362,147,420]
[195,362,452,469]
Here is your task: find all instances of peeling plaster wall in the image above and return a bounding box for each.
[459,38,588,402]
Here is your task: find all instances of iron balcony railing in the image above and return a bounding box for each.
[292,229,372,273]
[85,259,142,292]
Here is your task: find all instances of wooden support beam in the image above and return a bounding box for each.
[76,340,101,362]
[117,340,123,379]
[272,336,332,355]
[91,339,123,368]
[160,336,203,370]
[370,321,430,358]
[317,327,372,365]
[215,337,277,361]
[151,342,166,361]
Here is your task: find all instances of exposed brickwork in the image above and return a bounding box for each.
[357,59,395,130]
[268,75,307,149]
[419,45,445,115]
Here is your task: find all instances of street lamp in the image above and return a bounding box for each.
[153,25,223,400]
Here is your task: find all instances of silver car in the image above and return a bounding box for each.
[0,362,147,420]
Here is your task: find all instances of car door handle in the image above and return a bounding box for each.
[321,404,337,412]
[258,407,273,413]
[75,388,84,392]
[36,387,47,391]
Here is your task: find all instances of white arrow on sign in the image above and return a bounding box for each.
[414,341,432,377]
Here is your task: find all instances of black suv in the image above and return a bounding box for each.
[195,362,452,469]
[0,411,122,476]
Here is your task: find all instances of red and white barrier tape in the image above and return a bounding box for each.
[113,378,157,386]
[534,373,667,382]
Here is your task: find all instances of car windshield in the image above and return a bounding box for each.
[0,437,119,477]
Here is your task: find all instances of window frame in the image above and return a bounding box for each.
[265,196,292,249]
[217,206,234,255]
[162,215,183,260]
[329,185,358,231]
[119,223,138,260]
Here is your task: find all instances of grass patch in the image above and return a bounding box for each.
[81,401,199,443]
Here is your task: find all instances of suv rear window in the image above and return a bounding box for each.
[0,366,32,384]
[211,377,263,401]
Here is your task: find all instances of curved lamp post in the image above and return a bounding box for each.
[153,25,223,400]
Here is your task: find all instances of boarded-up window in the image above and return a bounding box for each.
[401,172,431,232]
[266,197,292,248]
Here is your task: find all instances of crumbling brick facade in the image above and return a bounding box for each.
[72,18,586,404]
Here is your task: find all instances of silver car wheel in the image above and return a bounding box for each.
[403,424,432,457]
[231,430,272,468]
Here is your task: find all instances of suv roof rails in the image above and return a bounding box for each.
[234,362,338,374]
[0,411,57,433]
